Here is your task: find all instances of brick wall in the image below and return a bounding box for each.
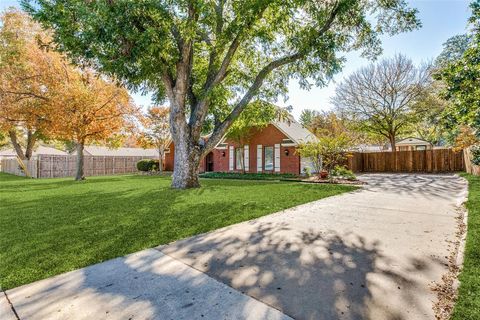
[164,124,301,175]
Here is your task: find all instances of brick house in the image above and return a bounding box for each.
[164,118,318,175]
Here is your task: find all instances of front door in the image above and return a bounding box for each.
[206,152,214,172]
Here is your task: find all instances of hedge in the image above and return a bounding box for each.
[136,159,160,172]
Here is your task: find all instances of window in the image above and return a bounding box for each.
[235,148,243,170]
[416,145,427,151]
[264,146,274,171]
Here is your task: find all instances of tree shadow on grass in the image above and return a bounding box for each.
[3,179,329,289]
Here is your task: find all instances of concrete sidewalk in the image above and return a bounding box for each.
[4,174,467,320]
[5,249,290,320]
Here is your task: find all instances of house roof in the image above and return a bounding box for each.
[77,146,159,157]
[168,117,318,149]
[396,137,432,146]
[351,144,388,152]
[0,145,68,157]
[272,118,318,145]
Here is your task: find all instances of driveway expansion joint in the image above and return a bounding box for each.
[2,290,20,320]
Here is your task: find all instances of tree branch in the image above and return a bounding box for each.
[201,3,342,155]
[202,52,303,154]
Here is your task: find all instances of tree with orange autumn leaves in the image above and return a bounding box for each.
[137,106,170,172]
[0,8,66,159]
[0,9,137,180]
[52,70,137,180]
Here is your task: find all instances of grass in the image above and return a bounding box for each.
[0,172,355,290]
[452,173,480,320]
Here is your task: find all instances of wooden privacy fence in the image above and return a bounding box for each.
[0,157,38,177]
[346,149,464,173]
[1,155,151,178]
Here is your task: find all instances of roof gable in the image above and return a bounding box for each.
[272,119,318,145]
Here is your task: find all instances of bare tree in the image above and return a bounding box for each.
[138,106,171,172]
[332,54,431,151]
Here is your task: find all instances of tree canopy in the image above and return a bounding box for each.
[0,8,68,159]
[52,70,136,180]
[435,0,480,144]
[23,0,421,188]
[299,109,320,128]
[435,34,472,68]
[333,54,430,150]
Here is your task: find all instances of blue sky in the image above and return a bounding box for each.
[1,0,472,119]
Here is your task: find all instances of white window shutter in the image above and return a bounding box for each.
[274,144,281,172]
[229,146,234,171]
[256,145,262,172]
[244,145,249,171]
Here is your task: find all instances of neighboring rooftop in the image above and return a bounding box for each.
[396,137,433,146]
[0,145,68,157]
[351,144,389,152]
[75,145,159,157]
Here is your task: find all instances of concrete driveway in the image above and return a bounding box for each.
[3,174,467,320]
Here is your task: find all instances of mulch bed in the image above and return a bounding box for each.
[302,176,366,186]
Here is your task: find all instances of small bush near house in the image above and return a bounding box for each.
[331,165,356,180]
[302,167,312,177]
[296,134,352,176]
[136,159,159,172]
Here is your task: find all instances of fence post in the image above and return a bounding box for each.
[37,155,41,178]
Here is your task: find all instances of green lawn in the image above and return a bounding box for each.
[0,172,355,290]
[452,173,480,320]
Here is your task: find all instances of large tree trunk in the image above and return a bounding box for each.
[8,130,26,160]
[24,130,37,160]
[389,134,397,171]
[8,130,38,160]
[389,135,396,152]
[171,137,201,188]
[75,142,86,181]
